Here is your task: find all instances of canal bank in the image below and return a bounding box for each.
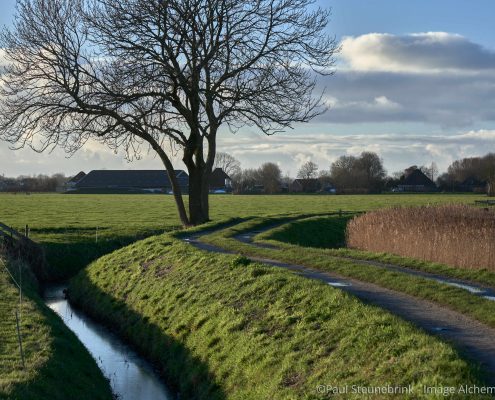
[0,255,113,400]
[44,284,173,400]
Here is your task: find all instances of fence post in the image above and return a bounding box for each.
[15,310,25,369]
[95,226,98,244]
[24,224,29,238]
[19,262,22,319]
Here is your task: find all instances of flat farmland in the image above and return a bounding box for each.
[0,192,486,233]
[0,192,486,279]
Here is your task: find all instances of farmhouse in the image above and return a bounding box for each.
[72,170,189,194]
[209,168,232,192]
[397,167,436,192]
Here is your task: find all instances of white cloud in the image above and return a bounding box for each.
[2,129,495,178]
[340,32,495,73]
[216,129,495,175]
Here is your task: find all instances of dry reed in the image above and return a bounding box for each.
[347,205,495,271]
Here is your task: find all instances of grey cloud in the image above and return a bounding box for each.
[340,32,495,73]
[319,33,495,127]
[316,69,495,127]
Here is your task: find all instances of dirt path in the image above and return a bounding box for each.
[183,228,495,385]
[238,224,495,301]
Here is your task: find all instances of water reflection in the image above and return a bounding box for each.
[44,285,172,400]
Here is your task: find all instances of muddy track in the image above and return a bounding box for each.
[183,225,495,385]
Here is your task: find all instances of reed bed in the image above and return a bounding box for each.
[347,205,495,271]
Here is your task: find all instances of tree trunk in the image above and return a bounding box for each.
[488,178,495,197]
[152,143,190,226]
[188,166,211,225]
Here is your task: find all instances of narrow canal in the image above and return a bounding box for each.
[44,285,173,400]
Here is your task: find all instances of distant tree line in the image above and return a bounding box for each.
[224,151,388,194]
[222,151,495,195]
[436,153,495,194]
[0,173,66,192]
[3,151,494,195]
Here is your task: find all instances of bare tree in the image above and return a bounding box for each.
[258,162,281,194]
[297,161,319,179]
[420,162,438,182]
[0,0,337,225]
[331,152,385,192]
[357,151,386,190]
[231,168,258,194]
[214,152,241,177]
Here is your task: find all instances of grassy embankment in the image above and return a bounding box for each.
[200,216,495,329]
[68,224,489,399]
[0,255,112,400]
[0,192,485,280]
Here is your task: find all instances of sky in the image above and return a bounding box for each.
[1,0,495,177]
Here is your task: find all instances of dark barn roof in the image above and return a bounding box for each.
[209,168,231,189]
[401,169,435,187]
[67,171,86,184]
[75,170,188,189]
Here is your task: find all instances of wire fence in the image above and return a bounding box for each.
[0,256,25,369]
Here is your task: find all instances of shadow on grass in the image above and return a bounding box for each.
[31,227,110,234]
[268,215,353,249]
[68,269,226,400]
[41,229,178,282]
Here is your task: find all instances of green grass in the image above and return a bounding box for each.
[258,214,495,288]
[68,228,489,399]
[201,216,495,329]
[1,193,492,397]
[261,215,354,249]
[0,255,112,400]
[0,192,486,280]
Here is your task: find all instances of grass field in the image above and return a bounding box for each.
[2,192,493,398]
[68,226,489,399]
[0,256,112,400]
[0,192,486,279]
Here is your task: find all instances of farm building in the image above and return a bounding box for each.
[65,171,87,191]
[71,170,189,194]
[397,167,436,192]
[69,168,231,194]
[209,168,232,192]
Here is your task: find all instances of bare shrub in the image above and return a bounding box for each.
[347,205,495,271]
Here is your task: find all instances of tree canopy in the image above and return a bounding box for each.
[0,0,337,225]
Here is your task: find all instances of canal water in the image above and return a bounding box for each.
[44,285,173,400]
